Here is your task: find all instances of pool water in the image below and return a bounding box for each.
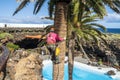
[42,62,114,80]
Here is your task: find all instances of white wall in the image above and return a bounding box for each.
[0,23,52,28]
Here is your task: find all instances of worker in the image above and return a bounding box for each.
[25,27,64,63]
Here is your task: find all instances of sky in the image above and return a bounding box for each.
[0,0,53,24]
[0,0,120,28]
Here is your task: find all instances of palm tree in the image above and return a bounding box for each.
[67,9,108,79]
[13,0,120,80]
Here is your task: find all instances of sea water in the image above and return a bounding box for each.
[106,28,120,34]
[99,28,120,34]
[42,61,115,80]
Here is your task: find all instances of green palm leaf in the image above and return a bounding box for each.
[89,23,106,32]
[33,0,45,14]
[48,0,55,18]
[87,0,107,18]
[13,0,30,16]
[102,0,120,13]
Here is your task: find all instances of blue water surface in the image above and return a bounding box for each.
[42,63,114,80]
[98,28,120,34]
[106,28,120,34]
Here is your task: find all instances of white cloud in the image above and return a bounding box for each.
[104,13,120,23]
[96,13,120,28]
[0,16,53,24]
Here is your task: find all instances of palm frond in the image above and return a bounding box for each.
[81,14,100,24]
[33,0,45,14]
[102,0,120,13]
[90,27,103,36]
[48,0,55,18]
[113,1,120,8]
[81,18,97,24]
[13,0,30,16]
[89,23,106,32]
[72,0,80,24]
[87,0,107,18]
[98,36,108,45]
[83,30,100,46]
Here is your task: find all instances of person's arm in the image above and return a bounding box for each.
[56,34,64,41]
[25,35,46,39]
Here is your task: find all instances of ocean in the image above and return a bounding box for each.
[99,28,120,34]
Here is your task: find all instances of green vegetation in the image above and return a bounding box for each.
[0,33,14,40]
[107,34,120,40]
[0,32,19,52]
[6,42,19,51]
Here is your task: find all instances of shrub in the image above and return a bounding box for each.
[6,42,19,51]
[0,33,14,40]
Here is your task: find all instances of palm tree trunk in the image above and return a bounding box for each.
[79,43,91,62]
[53,2,68,80]
[68,39,74,80]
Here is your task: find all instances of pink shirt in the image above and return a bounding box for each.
[46,32,63,44]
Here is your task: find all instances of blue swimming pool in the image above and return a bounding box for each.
[42,61,118,80]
